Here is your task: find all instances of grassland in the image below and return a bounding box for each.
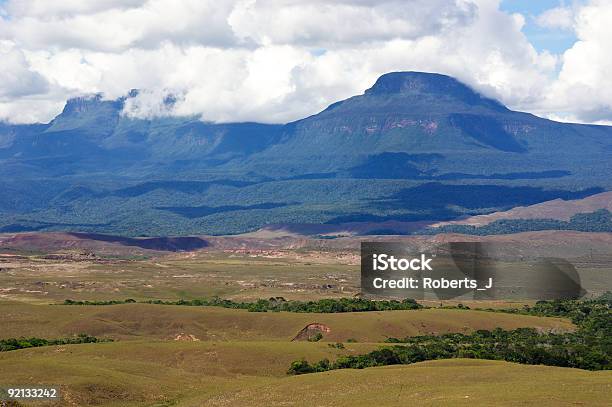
[0,302,574,342]
[0,250,359,304]
[0,301,586,406]
[1,237,610,406]
[1,345,610,406]
[0,340,377,406]
[203,359,612,407]
[1,231,610,304]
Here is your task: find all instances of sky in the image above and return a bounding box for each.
[500,0,578,53]
[0,0,611,125]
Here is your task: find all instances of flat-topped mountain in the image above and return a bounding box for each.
[365,72,507,111]
[0,72,610,235]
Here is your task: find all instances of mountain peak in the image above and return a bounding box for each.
[61,90,144,117]
[47,93,124,135]
[365,71,507,111]
[62,94,105,114]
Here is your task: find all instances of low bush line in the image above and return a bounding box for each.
[0,334,112,352]
[61,297,422,313]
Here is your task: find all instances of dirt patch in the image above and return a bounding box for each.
[174,333,200,341]
[291,323,331,341]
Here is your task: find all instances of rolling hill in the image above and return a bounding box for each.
[1,72,611,235]
[433,191,612,227]
[3,344,610,406]
[0,303,573,342]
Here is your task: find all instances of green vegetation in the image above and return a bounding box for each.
[486,294,612,353]
[430,209,612,235]
[307,333,323,342]
[288,295,611,374]
[63,297,422,313]
[215,359,612,407]
[3,71,612,236]
[0,334,111,352]
[5,338,608,407]
[63,299,137,305]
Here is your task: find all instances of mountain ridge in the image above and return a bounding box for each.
[0,71,610,235]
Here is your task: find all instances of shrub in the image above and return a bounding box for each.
[288,295,611,374]
[63,297,423,313]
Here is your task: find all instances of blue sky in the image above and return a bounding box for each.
[501,0,578,53]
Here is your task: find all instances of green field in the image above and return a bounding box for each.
[206,359,612,407]
[0,300,593,406]
[0,340,374,406]
[1,243,609,406]
[1,342,610,406]
[0,302,574,342]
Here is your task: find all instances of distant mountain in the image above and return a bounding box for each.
[0,72,610,235]
[237,72,610,177]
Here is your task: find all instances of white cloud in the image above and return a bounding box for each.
[228,0,477,47]
[3,0,147,18]
[1,1,238,52]
[535,6,575,30]
[543,0,612,123]
[0,0,609,124]
[0,40,48,98]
